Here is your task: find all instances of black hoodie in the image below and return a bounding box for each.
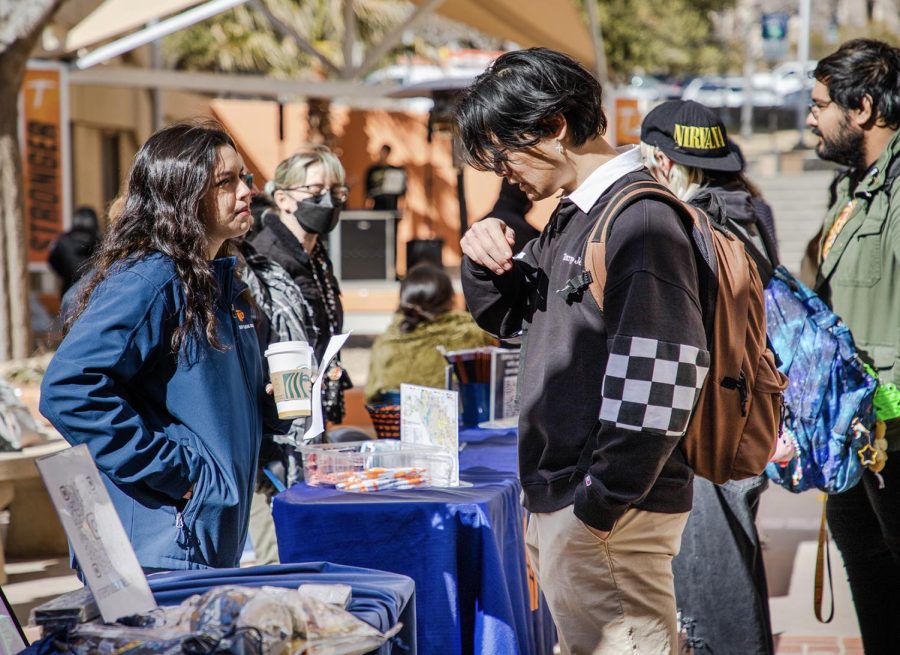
[462,169,713,531]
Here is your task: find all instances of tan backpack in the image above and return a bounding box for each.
[575,180,787,484]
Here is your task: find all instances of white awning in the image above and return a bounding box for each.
[410,0,595,67]
[65,0,204,52]
[65,0,597,69]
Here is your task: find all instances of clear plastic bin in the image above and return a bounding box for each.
[298,440,456,491]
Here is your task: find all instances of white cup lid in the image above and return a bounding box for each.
[264,340,311,358]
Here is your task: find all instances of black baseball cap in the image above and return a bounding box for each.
[640,100,742,172]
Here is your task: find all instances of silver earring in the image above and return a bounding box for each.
[555,141,564,154]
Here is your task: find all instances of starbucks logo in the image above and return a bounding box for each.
[282,369,312,400]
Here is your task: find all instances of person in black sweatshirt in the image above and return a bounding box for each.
[48,206,101,295]
[455,48,713,655]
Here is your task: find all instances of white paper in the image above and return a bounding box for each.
[36,445,157,622]
[400,383,460,485]
[303,332,352,441]
[0,612,26,655]
[297,583,353,608]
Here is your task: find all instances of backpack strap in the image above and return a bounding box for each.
[558,180,706,312]
[732,222,775,286]
[557,181,658,304]
[814,495,835,623]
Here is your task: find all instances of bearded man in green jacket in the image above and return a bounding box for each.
[809,38,900,655]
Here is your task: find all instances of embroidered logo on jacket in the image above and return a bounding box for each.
[599,335,710,437]
[233,306,255,330]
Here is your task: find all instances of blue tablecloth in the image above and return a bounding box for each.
[273,427,556,655]
[458,426,519,474]
[22,563,415,655]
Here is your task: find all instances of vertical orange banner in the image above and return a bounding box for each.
[22,67,64,265]
[614,97,642,146]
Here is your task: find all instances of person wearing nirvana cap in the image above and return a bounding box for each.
[456,48,714,654]
[641,99,780,655]
[641,99,741,168]
[641,100,779,274]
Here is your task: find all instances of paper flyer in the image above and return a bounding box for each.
[400,383,460,485]
[304,332,352,441]
[36,445,157,622]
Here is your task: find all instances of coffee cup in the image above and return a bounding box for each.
[264,341,313,419]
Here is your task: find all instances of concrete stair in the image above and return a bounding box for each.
[769,540,860,638]
[755,170,837,274]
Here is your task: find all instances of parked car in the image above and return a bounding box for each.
[622,75,682,102]
[681,76,780,108]
[753,60,817,101]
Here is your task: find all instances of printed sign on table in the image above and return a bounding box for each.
[400,383,460,485]
[36,445,157,622]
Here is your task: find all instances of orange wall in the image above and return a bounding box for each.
[210,99,555,272]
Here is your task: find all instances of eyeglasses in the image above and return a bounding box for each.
[807,99,833,117]
[491,148,509,175]
[285,183,349,203]
[490,149,511,175]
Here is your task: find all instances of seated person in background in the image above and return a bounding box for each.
[366,264,495,403]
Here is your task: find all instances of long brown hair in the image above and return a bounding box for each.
[67,120,237,354]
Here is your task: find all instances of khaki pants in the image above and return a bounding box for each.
[525,506,689,655]
[248,489,280,565]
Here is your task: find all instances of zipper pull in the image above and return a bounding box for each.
[175,510,184,534]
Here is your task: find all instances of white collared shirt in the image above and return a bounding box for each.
[566,145,644,214]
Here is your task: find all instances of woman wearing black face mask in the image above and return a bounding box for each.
[251,144,352,424]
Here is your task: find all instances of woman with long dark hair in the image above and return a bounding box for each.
[365,264,494,403]
[40,120,277,572]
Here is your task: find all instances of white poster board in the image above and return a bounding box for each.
[36,444,157,622]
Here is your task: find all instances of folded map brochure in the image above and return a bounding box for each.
[442,346,520,422]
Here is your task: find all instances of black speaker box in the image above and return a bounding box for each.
[406,239,444,271]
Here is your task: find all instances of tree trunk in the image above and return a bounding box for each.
[0,0,65,361]
[306,97,336,148]
[0,60,30,362]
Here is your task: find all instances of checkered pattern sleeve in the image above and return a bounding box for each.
[599,335,709,437]
[573,196,707,532]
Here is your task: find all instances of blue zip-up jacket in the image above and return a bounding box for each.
[40,253,268,570]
